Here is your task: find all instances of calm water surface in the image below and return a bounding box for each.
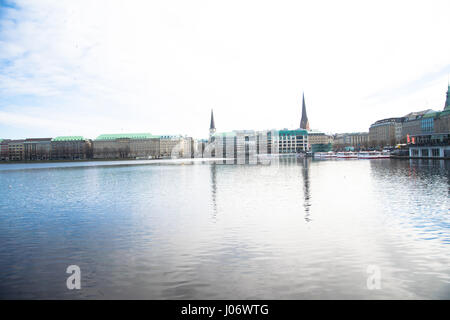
[0,157,449,299]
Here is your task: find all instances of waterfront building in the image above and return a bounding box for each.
[159,135,193,158]
[277,129,309,153]
[408,84,450,158]
[401,109,434,139]
[0,139,10,161]
[211,129,308,161]
[308,130,332,145]
[213,130,258,164]
[93,133,159,159]
[8,140,25,161]
[24,138,52,161]
[369,118,404,147]
[333,132,369,149]
[308,130,333,152]
[256,130,276,155]
[192,139,208,158]
[51,136,92,160]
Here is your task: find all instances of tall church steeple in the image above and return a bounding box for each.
[445,83,450,111]
[209,109,216,140]
[300,93,310,130]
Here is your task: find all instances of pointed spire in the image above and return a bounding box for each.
[300,92,310,130]
[210,109,215,130]
[209,109,216,141]
[445,81,450,110]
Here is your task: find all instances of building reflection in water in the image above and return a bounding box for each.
[298,157,312,222]
[210,163,218,221]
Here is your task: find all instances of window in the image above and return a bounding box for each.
[421,149,429,157]
[421,118,434,133]
[432,148,440,157]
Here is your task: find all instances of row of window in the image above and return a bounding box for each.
[411,148,441,157]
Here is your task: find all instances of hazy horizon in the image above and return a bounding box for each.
[1,0,450,140]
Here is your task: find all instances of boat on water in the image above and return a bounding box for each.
[313,151,391,160]
[357,151,391,159]
[357,151,380,159]
[336,151,357,158]
[313,151,336,158]
[378,150,391,158]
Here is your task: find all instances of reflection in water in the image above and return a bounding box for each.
[0,158,449,299]
[299,158,312,222]
[210,163,218,221]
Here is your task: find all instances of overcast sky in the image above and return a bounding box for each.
[0,0,449,139]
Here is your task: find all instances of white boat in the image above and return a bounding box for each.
[336,152,357,158]
[378,150,391,158]
[357,151,380,159]
[314,151,335,159]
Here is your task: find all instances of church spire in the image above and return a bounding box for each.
[209,109,216,140]
[300,93,310,130]
[445,81,450,111]
[210,109,215,130]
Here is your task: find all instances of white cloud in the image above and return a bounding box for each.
[0,0,449,139]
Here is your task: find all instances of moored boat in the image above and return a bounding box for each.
[378,150,391,158]
[336,151,357,158]
[357,151,380,159]
[313,151,336,159]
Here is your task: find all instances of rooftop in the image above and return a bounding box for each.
[371,117,405,126]
[403,109,433,121]
[213,132,236,137]
[96,133,158,140]
[25,138,52,142]
[52,136,85,141]
[159,134,183,139]
[279,129,308,135]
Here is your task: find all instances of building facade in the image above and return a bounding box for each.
[369,118,404,147]
[51,136,92,160]
[308,130,333,148]
[277,129,309,153]
[407,84,450,158]
[93,133,159,159]
[0,139,10,161]
[333,132,369,149]
[210,129,309,162]
[24,138,52,161]
[8,140,25,161]
[159,135,193,158]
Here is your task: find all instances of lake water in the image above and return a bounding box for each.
[0,157,449,299]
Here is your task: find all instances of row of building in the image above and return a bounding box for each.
[324,84,450,154]
[368,84,450,158]
[1,92,335,162]
[205,85,450,159]
[0,134,194,161]
[3,85,448,161]
[205,94,335,162]
[368,85,450,147]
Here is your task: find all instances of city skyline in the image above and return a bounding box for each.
[1,0,450,140]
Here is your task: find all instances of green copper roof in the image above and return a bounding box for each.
[52,136,84,141]
[96,133,158,140]
[278,129,308,136]
[0,139,3,143]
